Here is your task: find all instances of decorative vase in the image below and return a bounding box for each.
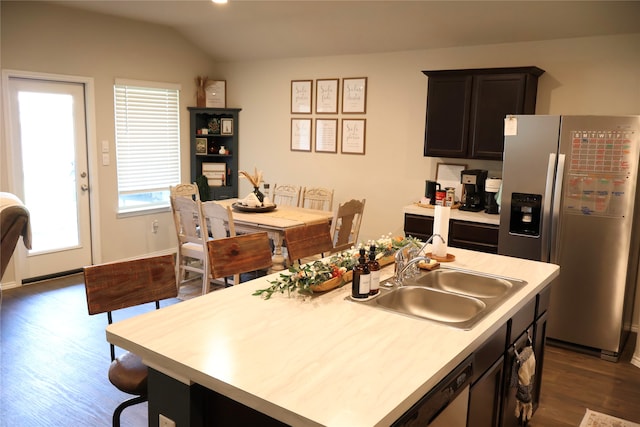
[253,186,264,203]
[219,145,226,155]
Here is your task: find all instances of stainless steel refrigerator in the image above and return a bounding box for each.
[498,115,640,361]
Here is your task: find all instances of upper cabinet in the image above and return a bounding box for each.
[423,67,544,160]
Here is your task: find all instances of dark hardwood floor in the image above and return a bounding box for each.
[1,274,640,426]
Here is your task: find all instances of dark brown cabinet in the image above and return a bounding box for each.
[404,213,499,254]
[188,107,241,201]
[423,67,544,160]
[468,286,550,427]
[468,323,507,427]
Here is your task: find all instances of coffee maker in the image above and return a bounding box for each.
[460,169,488,211]
[484,177,502,214]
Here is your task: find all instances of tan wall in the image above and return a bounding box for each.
[2,0,640,332]
[1,1,218,284]
[223,35,640,244]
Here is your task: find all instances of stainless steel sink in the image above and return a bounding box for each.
[411,269,515,299]
[347,267,526,329]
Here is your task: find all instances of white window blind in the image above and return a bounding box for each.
[114,80,180,212]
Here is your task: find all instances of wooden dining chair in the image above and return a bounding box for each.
[330,198,366,252]
[207,232,273,284]
[272,183,302,207]
[283,221,334,266]
[83,254,177,427]
[201,200,238,286]
[169,183,200,201]
[300,187,334,211]
[170,195,211,295]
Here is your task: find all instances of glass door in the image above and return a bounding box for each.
[6,77,92,280]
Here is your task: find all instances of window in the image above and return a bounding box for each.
[114,79,181,213]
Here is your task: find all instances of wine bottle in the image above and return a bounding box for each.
[351,248,370,299]
[368,245,380,296]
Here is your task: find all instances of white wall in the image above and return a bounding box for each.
[2,2,640,341]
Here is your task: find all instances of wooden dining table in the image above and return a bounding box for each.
[217,198,334,271]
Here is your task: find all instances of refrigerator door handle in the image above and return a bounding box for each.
[550,153,566,263]
[541,153,556,262]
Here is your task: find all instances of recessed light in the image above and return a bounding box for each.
[212,0,228,4]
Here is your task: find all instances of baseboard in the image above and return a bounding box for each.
[0,280,20,291]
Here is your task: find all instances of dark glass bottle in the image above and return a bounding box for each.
[351,248,371,299]
[253,186,264,204]
[368,245,380,295]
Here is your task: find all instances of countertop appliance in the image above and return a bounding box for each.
[485,177,502,214]
[460,169,488,211]
[498,115,640,361]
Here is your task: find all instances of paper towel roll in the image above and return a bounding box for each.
[433,206,450,258]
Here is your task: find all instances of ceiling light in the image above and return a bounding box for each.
[212,0,228,4]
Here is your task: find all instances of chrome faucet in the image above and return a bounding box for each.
[390,234,446,286]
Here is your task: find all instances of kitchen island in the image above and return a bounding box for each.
[106,247,558,427]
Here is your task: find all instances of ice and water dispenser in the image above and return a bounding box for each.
[509,193,542,236]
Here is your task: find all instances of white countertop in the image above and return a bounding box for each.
[106,248,558,427]
[403,203,501,225]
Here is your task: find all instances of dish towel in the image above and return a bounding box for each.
[511,345,536,422]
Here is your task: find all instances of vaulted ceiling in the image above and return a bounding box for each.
[53,1,640,62]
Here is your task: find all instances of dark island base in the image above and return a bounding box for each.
[148,368,289,427]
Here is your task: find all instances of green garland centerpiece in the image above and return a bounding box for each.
[253,234,421,300]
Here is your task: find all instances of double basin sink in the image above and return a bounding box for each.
[349,267,526,330]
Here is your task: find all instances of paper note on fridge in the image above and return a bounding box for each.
[504,117,518,136]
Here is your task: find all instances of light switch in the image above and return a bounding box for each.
[101,140,109,153]
[102,153,110,166]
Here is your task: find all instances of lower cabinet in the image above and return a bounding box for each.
[501,330,534,427]
[467,286,550,427]
[468,322,507,426]
[468,356,504,427]
[404,214,499,254]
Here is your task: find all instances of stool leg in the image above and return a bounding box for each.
[112,395,148,427]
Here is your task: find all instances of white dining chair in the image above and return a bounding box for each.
[300,187,334,211]
[272,184,301,207]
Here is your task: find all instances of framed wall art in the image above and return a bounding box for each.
[291,118,312,152]
[342,77,367,114]
[315,79,339,114]
[195,138,207,155]
[205,80,226,108]
[341,119,366,155]
[221,118,233,135]
[291,80,312,114]
[315,119,338,153]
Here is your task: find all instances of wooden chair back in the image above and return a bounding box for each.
[201,201,236,239]
[272,183,302,207]
[84,254,177,360]
[330,198,366,253]
[169,183,200,201]
[83,254,176,423]
[207,232,273,281]
[300,187,334,211]
[84,254,177,316]
[201,200,239,285]
[171,196,208,246]
[284,221,333,265]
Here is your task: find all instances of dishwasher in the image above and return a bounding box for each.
[392,355,473,427]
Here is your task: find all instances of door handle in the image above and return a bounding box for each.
[80,184,89,192]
